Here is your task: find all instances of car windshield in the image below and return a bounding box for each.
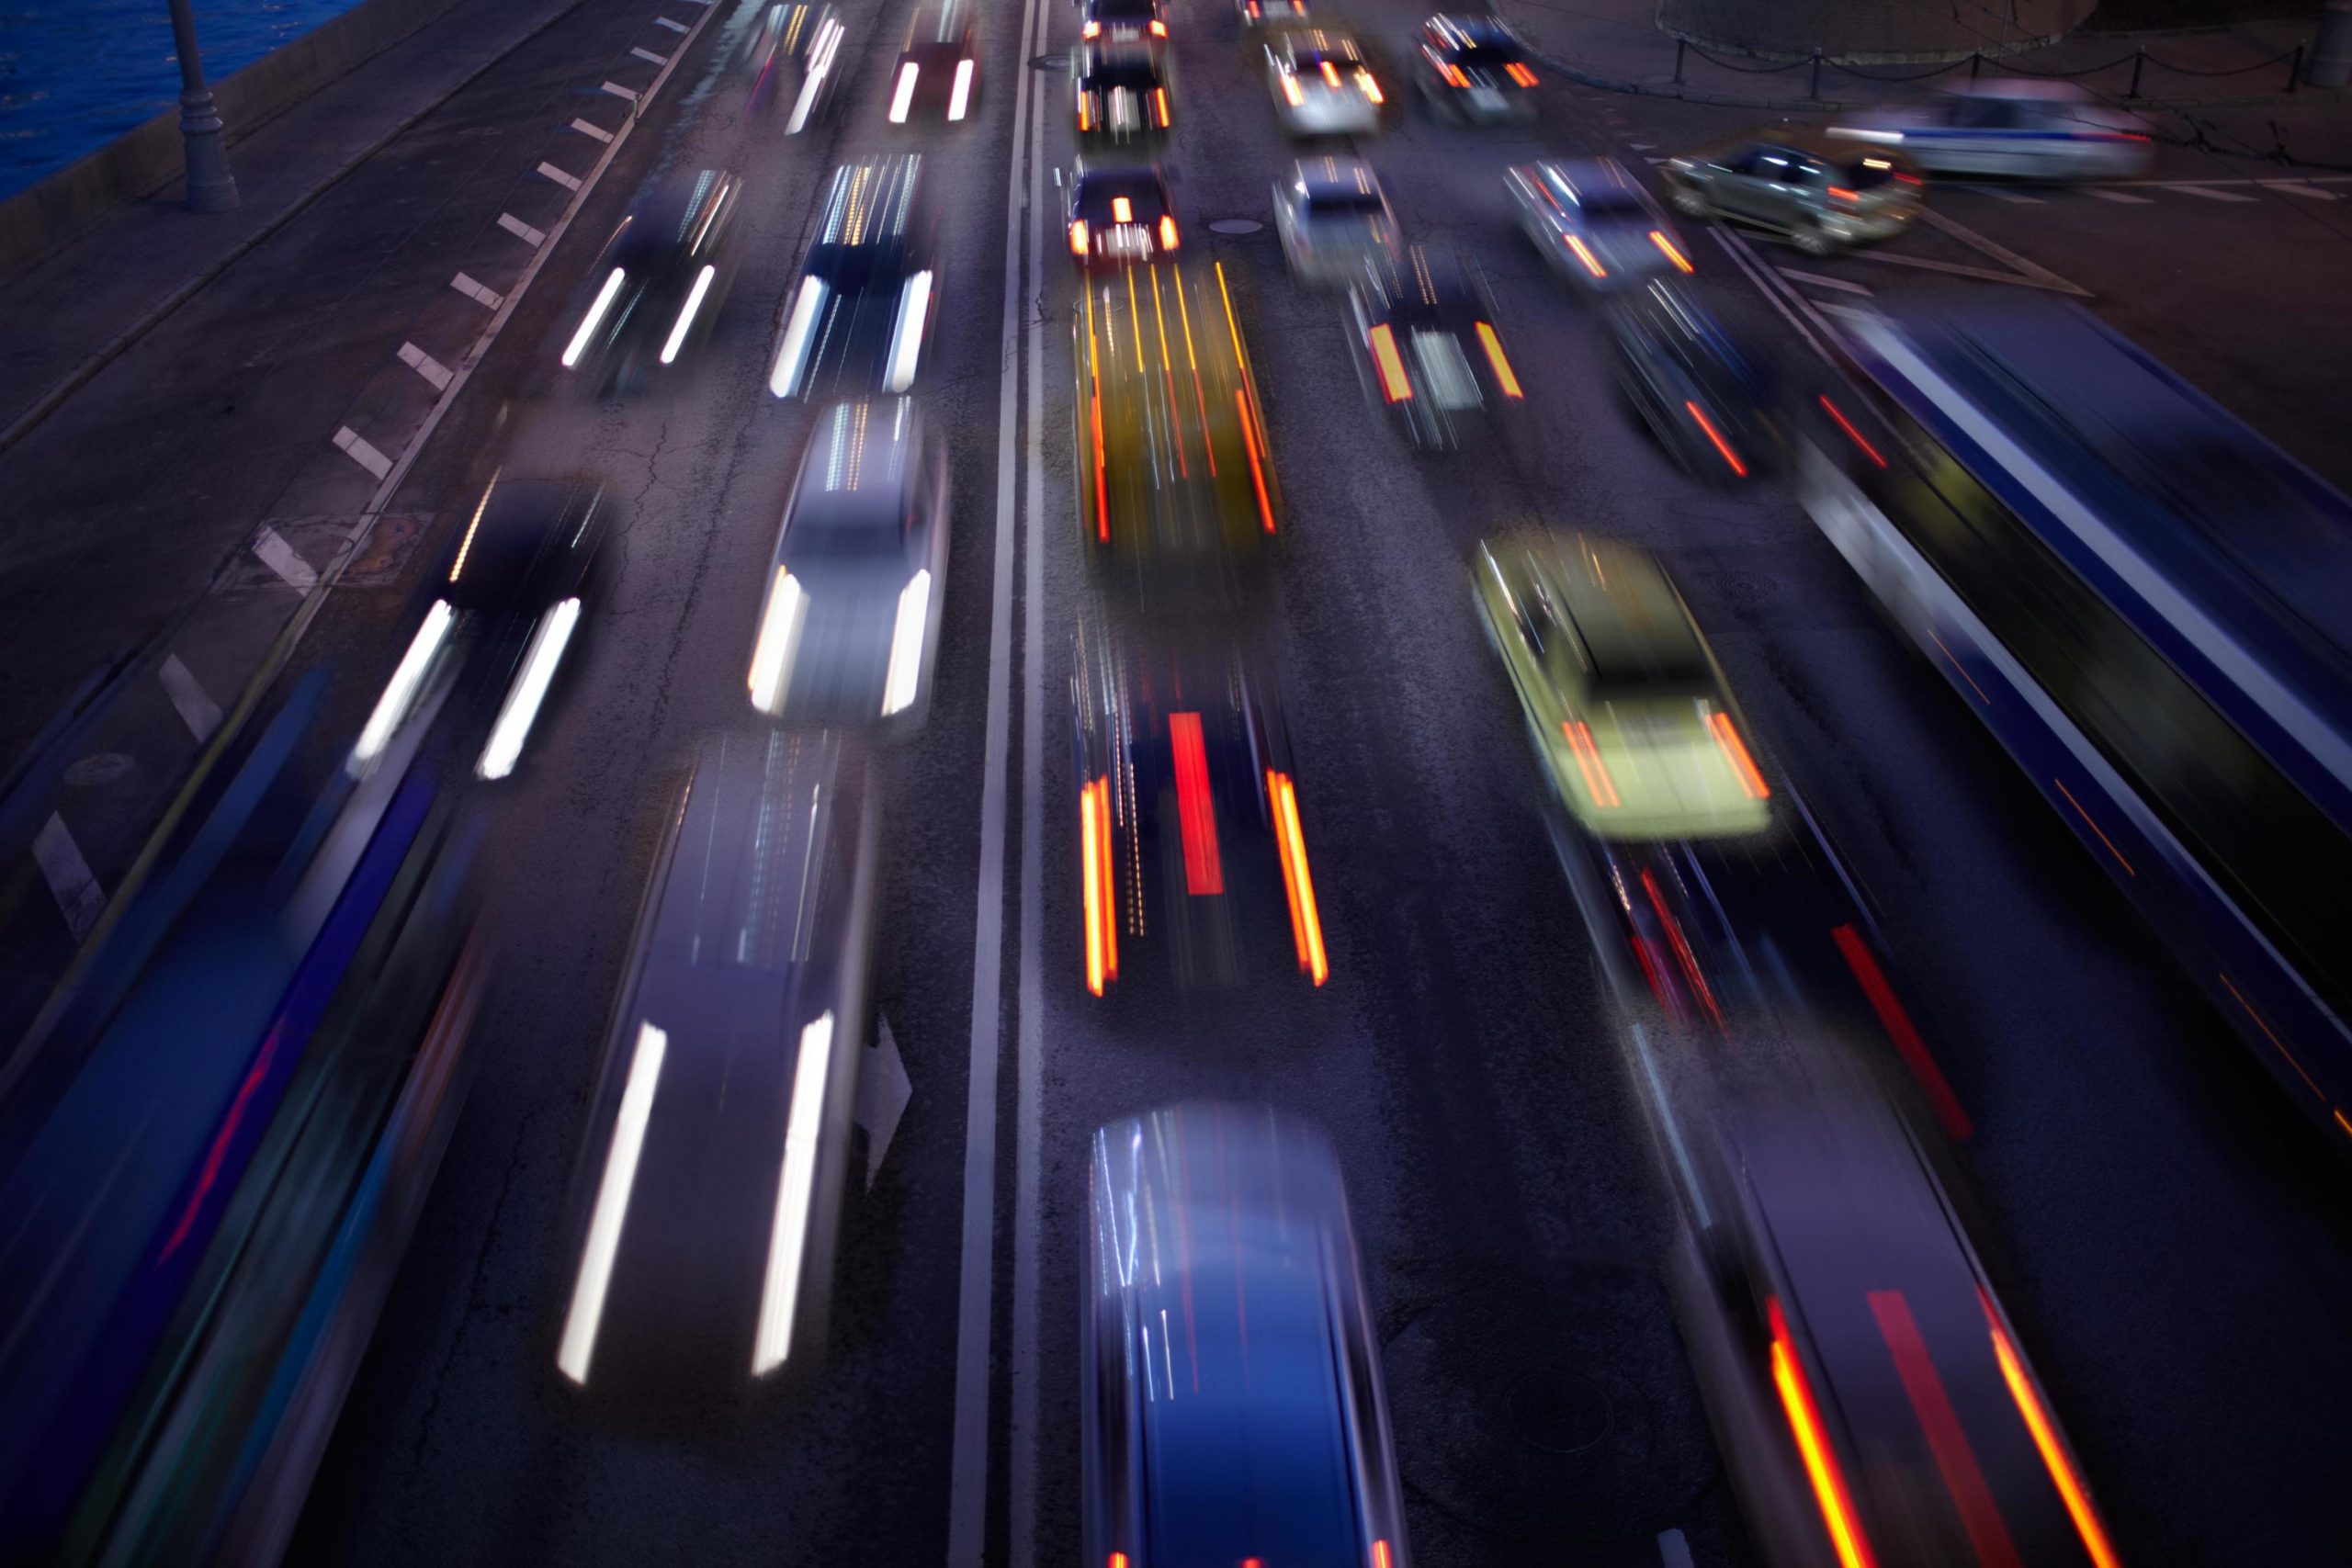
[1288,49,1358,71]
[1306,190,1385,217]
[1080,180,1162,218]
[1447,42,1521,68]
[1570,187,1648,219]
[1091,0,1156,18]
[803,241,902,291]
[788,495,910,563]
[1081,61,1160,88]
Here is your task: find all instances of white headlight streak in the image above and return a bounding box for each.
[947,58,975,120]
[349,599,454,776]
[558,1021,669,1385]
[752,1010,837,1374]
[881,568,932,716]
[787,18,843,134]
[888,61,919,123]
[562,268,627,368]
[769,275,829,398]
[659,265,717,366]
[475,596,580,780]
[883,271,933,394]
[748,567,808,714]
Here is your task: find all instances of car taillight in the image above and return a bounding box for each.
[1282,73,1304,107]
[1153,87,1169,125]
[1826,186,1860,208]
[1684,400,1747,478]
[1077,93,1093,130]
[1069,220,1090,256]
[1322,60,1341,86]
[1769,1298,1879,1568]
[1708,711,1770,798]
[1565,233,1606,278]
[1562,721,1620,808]
[1367,324,1411,402]
[1894,170,1924,184]
[1357,70,1383,103]
[1159,215,1179,250]
[1440,62,1469,88]
[1081,775,1119,994]
[1475,321,1522,399]
[1505,62,1538,88]
[1649,230,1694,274]
[1268,770,1328,985]
[1818,394,1886,468]
[1080,18,1099,38]
[1149,18,1166,36]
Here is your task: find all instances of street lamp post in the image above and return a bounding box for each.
[165,0,240,211]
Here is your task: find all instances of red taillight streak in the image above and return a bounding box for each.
[1642,867,1724,1032]
[1683,399,1747,477]
[1505,62,1538,87]
[1237,389,1274,533]
[1561,720,1620,807]
[1081,778,1114,994]
[1169,713,1226,896]
[1268,770,1329,985]
[1708,711,1770,799]
[1768,1298,1880,1568]
[1868,1290,2024,1568]
[2216,970,2322,1097]
[1827,186,1860,206]
[1982,1292,2121,1568]
[1565,233,1607,278]
[1086,296,1109,541]
[1441,62,1469,88]
[1830,922,1972,1139]
[1372,1544,1395,1568]
[1475,321,1523,399]
[1367,323,1411,401]
[1895,170,1924,185]
[1819,394,1887,468]
[162,1022,281,1258]
[1649,229,1694,273]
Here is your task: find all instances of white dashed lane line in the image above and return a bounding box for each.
[32,812,107,940]
[2263,181,2341,200]
[600,80,639,101]
[398,341,455,390]
[629,46,669,65]
[570,117,615,142]
[2085,188,2154,203]
[451,272,504,309]
[330,427,395,482]
[158,654,225,743]
[2169,185,2258,203]
[654,15,689,30]
[1778,266,1873,296]
[498,212,548,246]
[537,161,584,191]
[252,524,324,588]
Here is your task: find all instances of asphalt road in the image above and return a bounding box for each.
[11,0,2338,1562]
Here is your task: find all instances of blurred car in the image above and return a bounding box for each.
[1414,14,1539,125]
[749,399,950,728]
[1507,156,1694,292]
[745,2,848,133]
[1347,244,1526,448]
[885,1,979,125]
[1073,260,1280,599]
[769,154,937,400]
[1607,281,1783,483]
[560,170,741,393]
[1071,625,1323,993]
[1086,1105,1407,1568]
[1066,161,1182,271]
[1829,79,2154,181]
[1238,0,1311,25]
[351,473,609,783]
[556,728,876,1398]
[1072,39,1171,144]
[1664,130,1923,256]
[1474,531,1774,841]
[1272,154,1400,285]
[1679,1088,2122,1568]
[1080,0,1166,43]
[1265,28,1385,137]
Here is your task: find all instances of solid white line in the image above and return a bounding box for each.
[330,427,393,481]
[2262,181,2340,201]
[654,15,689,30]
[1915,209,2089,294]
[158,654,224,742]
[570,116,614,142]
[1631,141,1655,150]
[1777,266,1873,296]
[397,341,454,390]
[252,524,322,588]
[601,80,639,101]
[498,212,547,246]
[2084,188,2153,204]
[32,812,107,939]
[2169,184,2256,203]
[630,46,669,65]
[1657,1527,1696,1568]
[450,271,503,308]
[949,0,1046,1557]
[1969,186,2043,205]
[536,161,583,191]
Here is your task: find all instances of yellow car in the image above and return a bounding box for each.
[1476,531,1772,840]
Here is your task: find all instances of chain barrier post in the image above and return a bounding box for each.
[1675,38,1686,85]
[2127,44,2145,97]
[1971,49,1983,80]
[1811,49,1823,100]
[2289,42,2304,91]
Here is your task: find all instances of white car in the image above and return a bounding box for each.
[1266,29,1385,138]
[1506,157,1693,292]
[1272,155,1399,286]
[1828,80,2154,182]
[1237,0,1311,26]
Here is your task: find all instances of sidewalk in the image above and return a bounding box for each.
[1503,0,2352,131]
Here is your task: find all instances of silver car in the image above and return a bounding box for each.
[1664,130,1924,257]
[1272,154,1400,286]
[1828,80,2154,182]
[1507,157,1693,292]
[1265,28,1385,138]
[749,397,950,728]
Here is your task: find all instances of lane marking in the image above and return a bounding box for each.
[1916,208,2087,294]
[601,80,640,101]
[2084,188,2152,204]
[498,212,548,246]
[252,524,322,588]
[536,160,583,191]
[397,341,454,390]
[159,654,224,743]
[654,15,689,30]
[1645,155,1668,164]
[450,271,504,308]
[330,426,394,481]
[1845,249,2086,290]
[1965,186,2043,204]
[32,812,107,939]
[569,116,615,142]
[630,46,670,65]
[1778,266,1872,296]
[949,0,1048,1556]
[1658,1528,1697,1568]
[2262,180,2340,201]
[2169,184,2256,203]
[2096,174,2348,188]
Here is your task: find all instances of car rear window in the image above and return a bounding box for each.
[1448,41,1522,69]
[1839,153,1906,189]
[1306,189,1385,216]
[1080,60,1160,88]
[1570,187,1647,218]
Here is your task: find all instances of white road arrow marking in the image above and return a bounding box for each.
[859,1013,913,1190]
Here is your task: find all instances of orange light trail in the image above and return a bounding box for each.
[1819,394,1886,468]
[1086,289,1108,540]
[1565,234,1607,278]
[1505,61,1538,86]
[1708,711,1770,798]
[1237,389,1273,532]
[1367,324,1411,401]
[1476,322,1523,398]
[1081,778,1113,994]
[1684,399,1747,477]
[1984,1297,2121,1568]
[1769,1298,1879,1568]
[1268,770,1328,984]
[1561,720,1620,807]
[1649,229,1694,273]
[1642,867,1724,1031]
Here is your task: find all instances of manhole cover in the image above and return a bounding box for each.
[1509,1371,1611,1454]
[1207,218,1264,236]
[64,752,136,789]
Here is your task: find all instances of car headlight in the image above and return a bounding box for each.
[881,569,932,716]
[748,569,808,714]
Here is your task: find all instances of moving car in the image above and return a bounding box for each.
[769,154,937,400]
[1066,161,1182,271]
[1474,531,1773,841]
[556,728,876,1399]
[1072,40,1171,144]
[1607,281,1782,483]
[1414,14,1539,125]
[1070,625,1325,994]
[1265,28,1385,137]
[351,472,610,784]
[1084,1104,1409,1567]
[560,170,742,393]
[1507,156,1694,292]
[1238,0,1311,26]
[745,2,848,133]
[1663,130,1924,256]
[748,398,950,727]
[1080,0,1166,43]
[1073,261,1280,600]
[1347,245,1526,448]
[885,2,979,125]
[1829,79,2154,181]
[1272,154,1400,285]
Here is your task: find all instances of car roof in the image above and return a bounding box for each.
[789,398,923,525]
[811,155,922,251]
[442,475,605,610]
[1527,157,1647,205]
[1274,27,1362,59]
[1077,41,1164,80]
[1547,536,1712,689]
[1292,154,1383,200]
[1074,164,1169,201]
[1425,13,1517,45]
[903,0,971,44]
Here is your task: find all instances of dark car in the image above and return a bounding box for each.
[556,728,876,1400]
[350,474,609,783]
[560,170,742,393]
[886,1,979,124]
[1607,281,1783,483]
[769,154,938,400]
[745,2,849,132]
[1414,14,1539,125]
[1072,40,1171,144]
[1066,161,1182,271]
[1080,0,1166,43]
[1347,244,1526,449]
[1070,622,1325,994]
[1085,1104,1408,1568]
[1663,130,1924,256]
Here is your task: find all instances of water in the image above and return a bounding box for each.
[0,1,369,201]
